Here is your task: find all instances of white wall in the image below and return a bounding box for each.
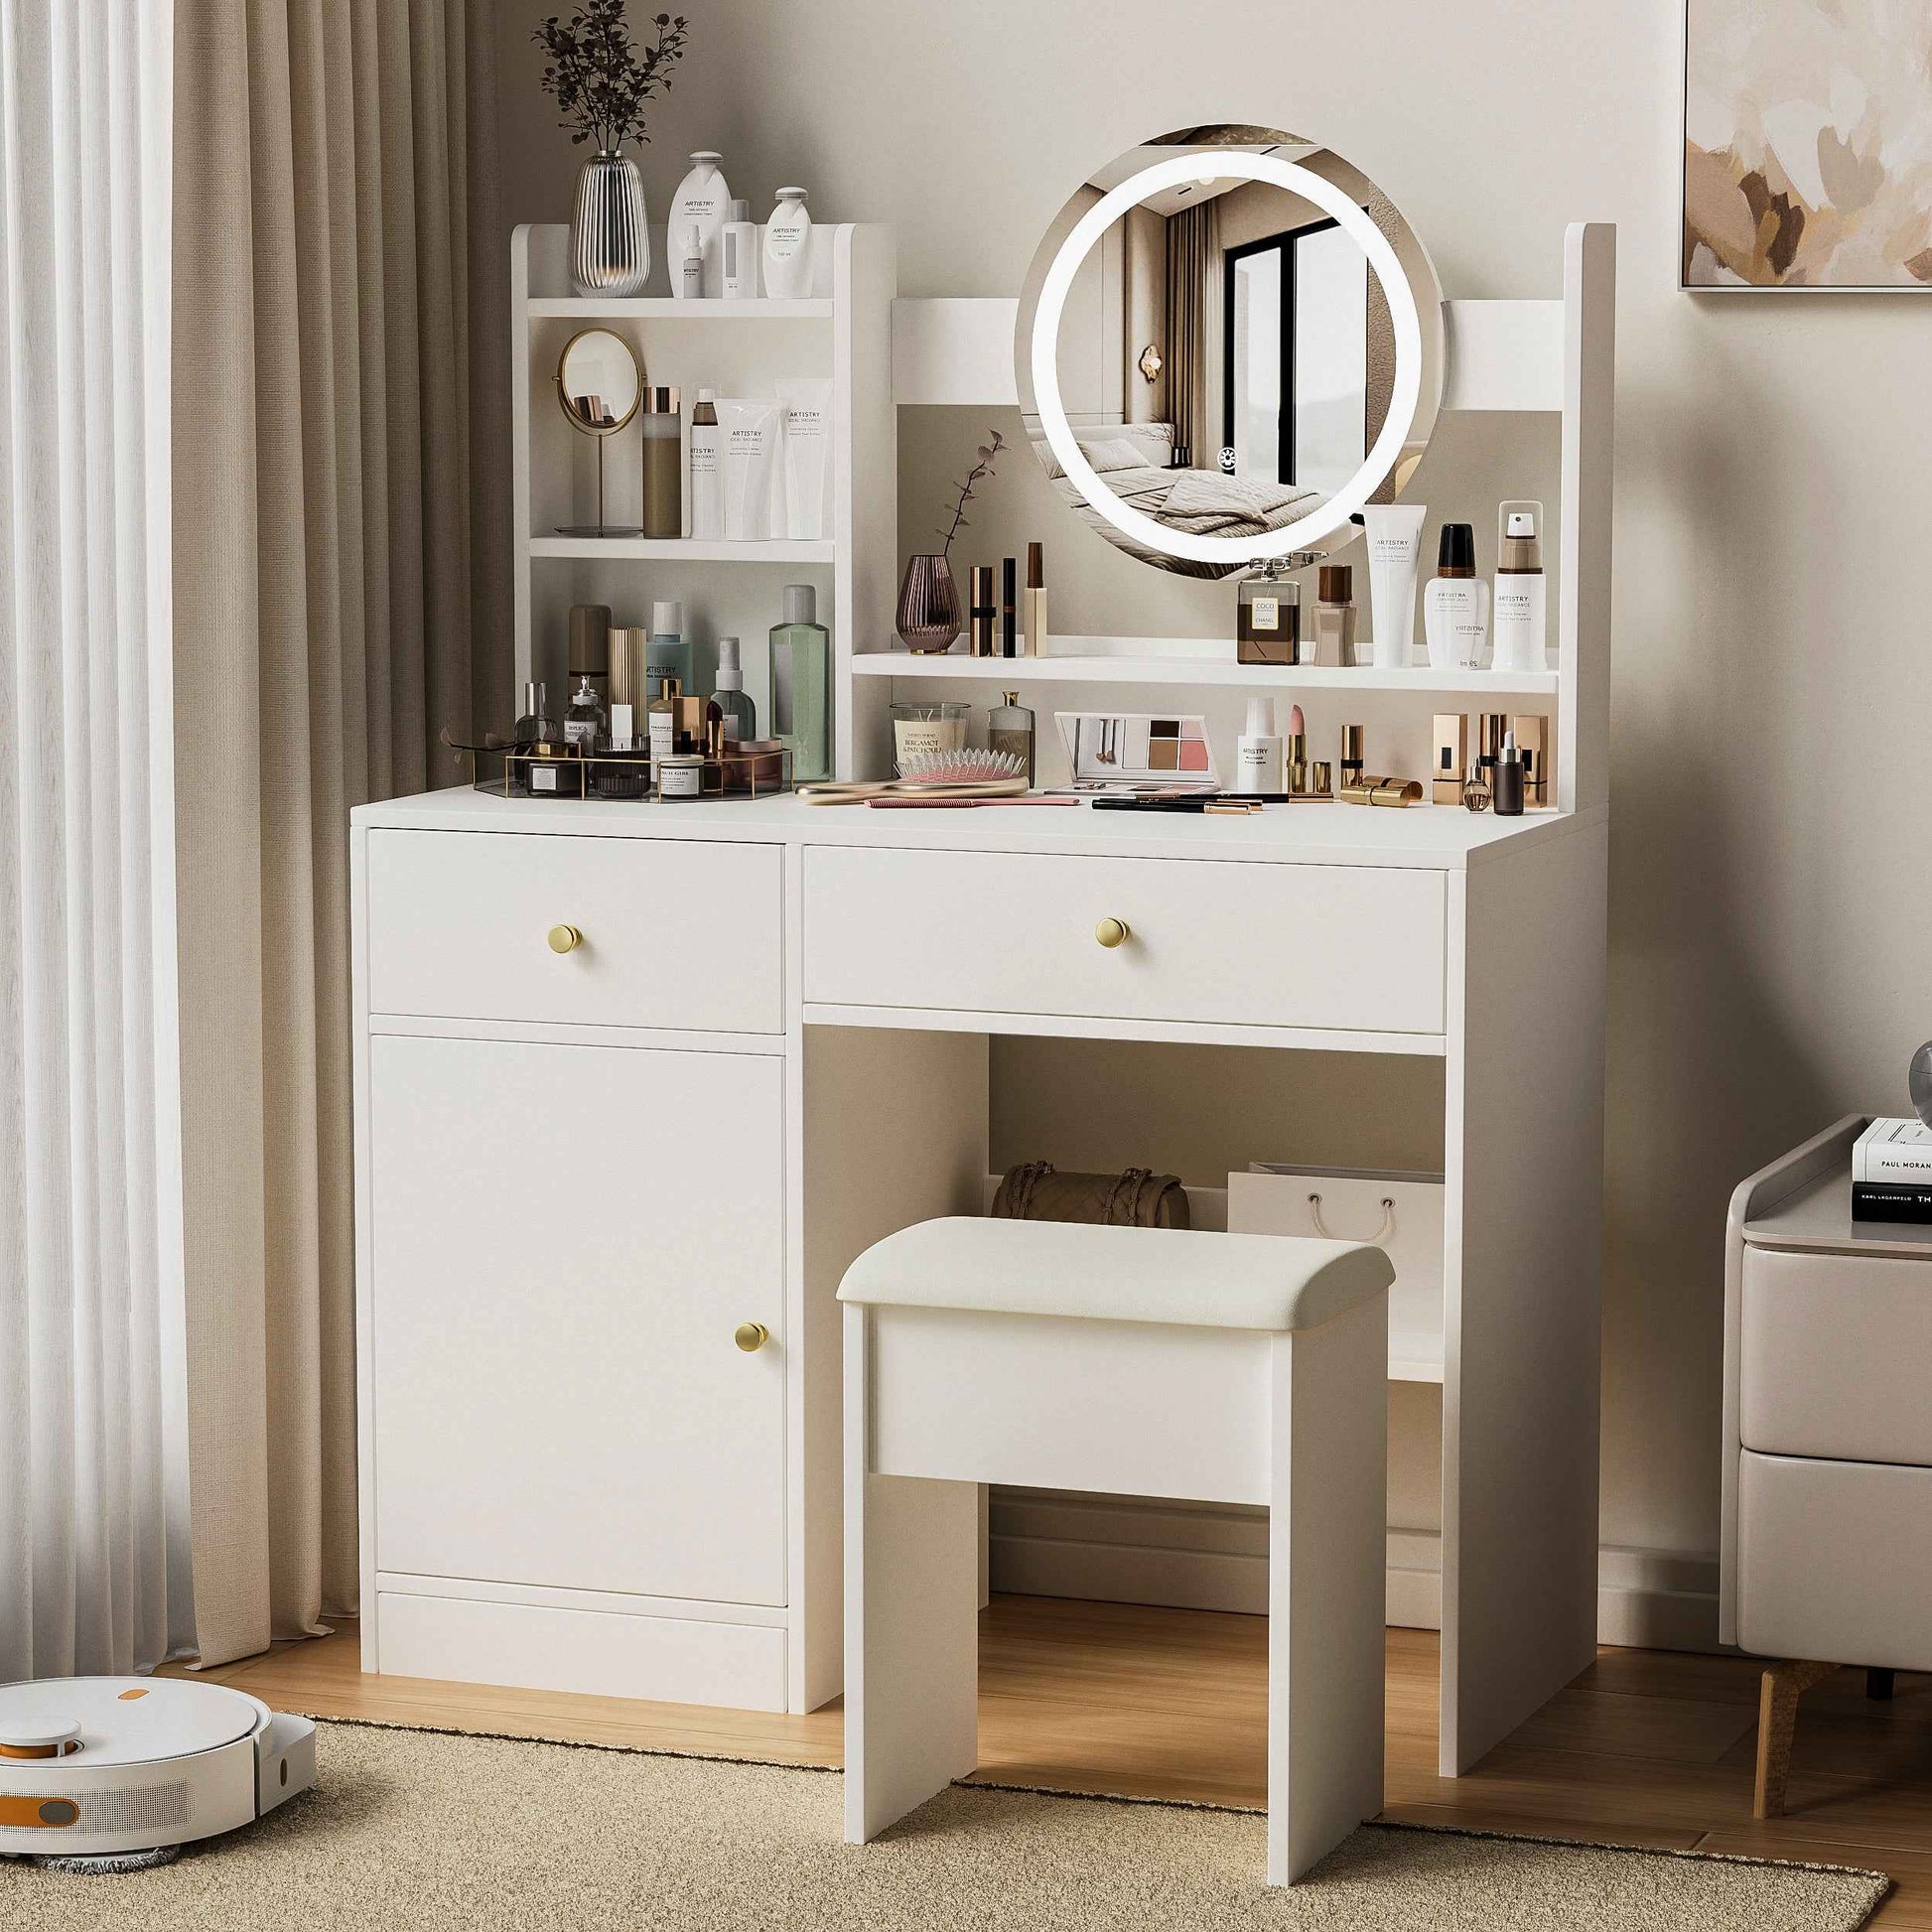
[491,0,1932,1578]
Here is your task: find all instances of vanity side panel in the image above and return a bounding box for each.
[351,823,378,1665]
[1441,818,1606,1774]
[794,1009,988,1711]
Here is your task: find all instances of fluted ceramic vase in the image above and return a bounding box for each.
[571,151,650,298]
[896,553,963,653]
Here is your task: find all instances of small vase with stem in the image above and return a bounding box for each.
[897,429,1006,654]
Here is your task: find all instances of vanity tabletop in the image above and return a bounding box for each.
[352,785,1592,870]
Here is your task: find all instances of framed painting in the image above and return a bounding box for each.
[1682,0,1932,289]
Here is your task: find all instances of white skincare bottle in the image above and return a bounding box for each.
[667,151,731,297]
[1490,500,1547,672]
[688,388,722,540]
[721,199,759,298]
[1234,696,1284,795]
[673,221,705,301]
[1423,522,1490,669]
[762,187,812,299]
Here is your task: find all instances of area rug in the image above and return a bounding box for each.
[6,1721,1889,1931]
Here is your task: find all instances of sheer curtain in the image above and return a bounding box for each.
[171,0,506,1665]
[0,0,194,1676]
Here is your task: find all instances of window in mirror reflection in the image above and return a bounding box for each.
[1223,218,1369,496]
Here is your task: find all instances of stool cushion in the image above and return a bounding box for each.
[837,1216,1393,1333]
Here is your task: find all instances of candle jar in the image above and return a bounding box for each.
[890,701,969,775]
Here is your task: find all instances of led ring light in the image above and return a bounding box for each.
[1029,154,1425,566]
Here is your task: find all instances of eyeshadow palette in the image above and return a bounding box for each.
[1056,712,1220,791]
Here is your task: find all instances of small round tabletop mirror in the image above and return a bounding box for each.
[556,328,641,435]
[554,328,643,537]
[1015,126,1447,578]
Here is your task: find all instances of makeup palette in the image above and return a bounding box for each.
[1056,712,1220,790]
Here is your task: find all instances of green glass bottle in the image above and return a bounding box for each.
[769,583,830,782]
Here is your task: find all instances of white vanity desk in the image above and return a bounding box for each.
[350,782,1606,1776]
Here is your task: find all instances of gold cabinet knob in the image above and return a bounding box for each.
[1094,917,1130,949]
[734,1322,770,1353]
[547,923,582,954]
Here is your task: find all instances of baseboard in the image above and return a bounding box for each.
[988,1489,1720,1650]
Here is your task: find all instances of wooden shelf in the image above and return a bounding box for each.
[530,537,836,564]
[851,649,1559,695]
[527,297,833,321]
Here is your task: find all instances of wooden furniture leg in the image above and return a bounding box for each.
[1867,1667,1895,1702]
[1753,1659,1837,1819]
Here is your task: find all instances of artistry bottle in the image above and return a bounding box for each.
[673,222,705,301]
[1423,523,1489,669]
[1022,541,1046,657]
[667,151,731,296]
[564,672,607,753]
[688,389,722,540]
[769,582,830,781]
[721,199,759,299]
[711,635,756,745]
[762,188,813,300]
[1312,564,1356,667]
[639,386,681,538]
[1491,500,1547,672]
[647,600,692,700]
[1235,696,1284,794]
[988,691,1035,784]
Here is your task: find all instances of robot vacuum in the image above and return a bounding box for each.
[0,1677,316,1869]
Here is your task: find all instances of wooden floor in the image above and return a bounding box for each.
[173,1597,1932,1924]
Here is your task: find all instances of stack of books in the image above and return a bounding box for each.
[1853,1119,1932,1223]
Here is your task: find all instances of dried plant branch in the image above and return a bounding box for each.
[939,430,1006,557]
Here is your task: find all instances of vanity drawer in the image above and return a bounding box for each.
[1737,1450,1932,1669]
[804,847,1446,1035]
[1739,1245,1932,1464]
[366,828,782,1033]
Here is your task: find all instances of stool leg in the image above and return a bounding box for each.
[844,1306,979,1845]
[1266,1297,1388,1884]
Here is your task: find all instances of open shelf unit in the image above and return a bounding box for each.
[511,222,896,752]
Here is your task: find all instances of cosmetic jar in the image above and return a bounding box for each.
[723,738,789,795]
[890,701,970,775]
[656,752,705,799]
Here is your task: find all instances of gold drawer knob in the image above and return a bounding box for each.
[1094,917,1130,949]
[734,1322,770,1353]
[548,923,582,954]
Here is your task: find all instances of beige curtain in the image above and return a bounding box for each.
[1164,201,1221,469]
[171,0,509,1665]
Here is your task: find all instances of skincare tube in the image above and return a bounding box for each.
[1362,504,1427,669]
[718,396,785,541]
[775,376,832,541]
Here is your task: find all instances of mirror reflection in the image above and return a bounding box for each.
[555,328,641,435]
[1016,126,1445,578]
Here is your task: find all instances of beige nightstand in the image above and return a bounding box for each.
[1724,1114,1932,1816]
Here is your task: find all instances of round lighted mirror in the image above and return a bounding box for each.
[1015,127,1446,578]
[555,328,642,435]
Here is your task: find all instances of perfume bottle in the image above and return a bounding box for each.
[1312,565,1358,667]
[1237,554,1319,665]
[563,673,606,752]
[513,680,557,746]
[769,583,830,782]
[710,636,757,745]
[648,676,684,762]
[988,690,1035,784]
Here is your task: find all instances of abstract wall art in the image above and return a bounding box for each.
[1683,0,1932,289]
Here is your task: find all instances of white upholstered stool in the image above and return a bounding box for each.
[838,1215,1395,1884]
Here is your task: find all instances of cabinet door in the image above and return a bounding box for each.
[368,1034,785,1606]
